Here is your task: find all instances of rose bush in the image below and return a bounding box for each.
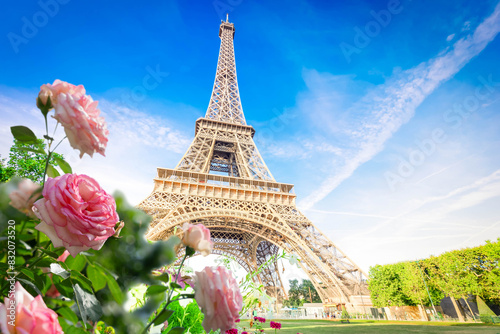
[0,282,63,334]
[193,266,243,333]
[182,223,213,256]
[33,173,119,257]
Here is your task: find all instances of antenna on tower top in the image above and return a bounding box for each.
[226,13,229,22]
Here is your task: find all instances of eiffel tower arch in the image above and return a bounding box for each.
[139,17,371,309]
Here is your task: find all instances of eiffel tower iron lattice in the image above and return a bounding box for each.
[139,17,371,308]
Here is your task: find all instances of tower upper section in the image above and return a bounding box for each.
[204,18,246,125]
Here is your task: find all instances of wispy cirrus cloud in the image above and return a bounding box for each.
[298,2,500,210]
[356,168,500,238]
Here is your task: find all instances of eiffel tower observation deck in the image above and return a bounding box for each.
[139,16,371,310]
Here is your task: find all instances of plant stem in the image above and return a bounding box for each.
[19,220,27,235]
[175,252,188,285]
[52,122,58,138]
[44,114,49,139]
[141,252,190,334]
[41,150,53,186]
[51,136,67,153]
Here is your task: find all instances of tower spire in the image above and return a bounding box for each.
[205,19,246,125]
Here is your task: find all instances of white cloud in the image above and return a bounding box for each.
[99,100,190,154]
[462,20,471,31]
[298,3,500,210]
[352,169,500,238]
[0,91,192,205]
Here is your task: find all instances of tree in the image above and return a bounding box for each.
[0,155,14,182]
[368,263,411,307]
[284,279,303,307]
[284,279,321,307]
[368,240,500,315]
[478,239,500,304]
[299,279,321,303]
[5,139,63,183]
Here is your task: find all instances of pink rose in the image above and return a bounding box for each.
[193,266,242,332]
[39,80,85,104]
[39,80,108,158]
[9,179,40,217]
[0,282,63,334]
[33,174,119,257]
[182,223,212,256]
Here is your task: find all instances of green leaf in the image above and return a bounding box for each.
[41,273,53,294]
[105,274,124,304]
[46,163,60,178]
[54,156,72,174]
[185,246,195,257]
[168,327,185,334]
[57,306,79,324]
[87,265,107,291]
[53,276,74,298]
[66,254,86,272]
[11,126,38,143]
[17,146,46,155]
[70,270,93,292]
[156,273,170,283]
[50,263,70,279]
[20,268,35,280]
[15,256,26,266]
[59,321,89,334]
[17,278,42,296]
[145,284,168,297]
[153,309,174,326]
[170,282,182,290]
[35,257,57,267]
[39,247,60,259]
[73,283,103,323]
[61,325,88,334]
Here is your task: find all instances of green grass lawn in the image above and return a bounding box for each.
[238,319,500,334]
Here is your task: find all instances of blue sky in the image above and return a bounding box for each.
[1,0,500,277]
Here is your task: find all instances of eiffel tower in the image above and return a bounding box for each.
[139,16,370,309]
